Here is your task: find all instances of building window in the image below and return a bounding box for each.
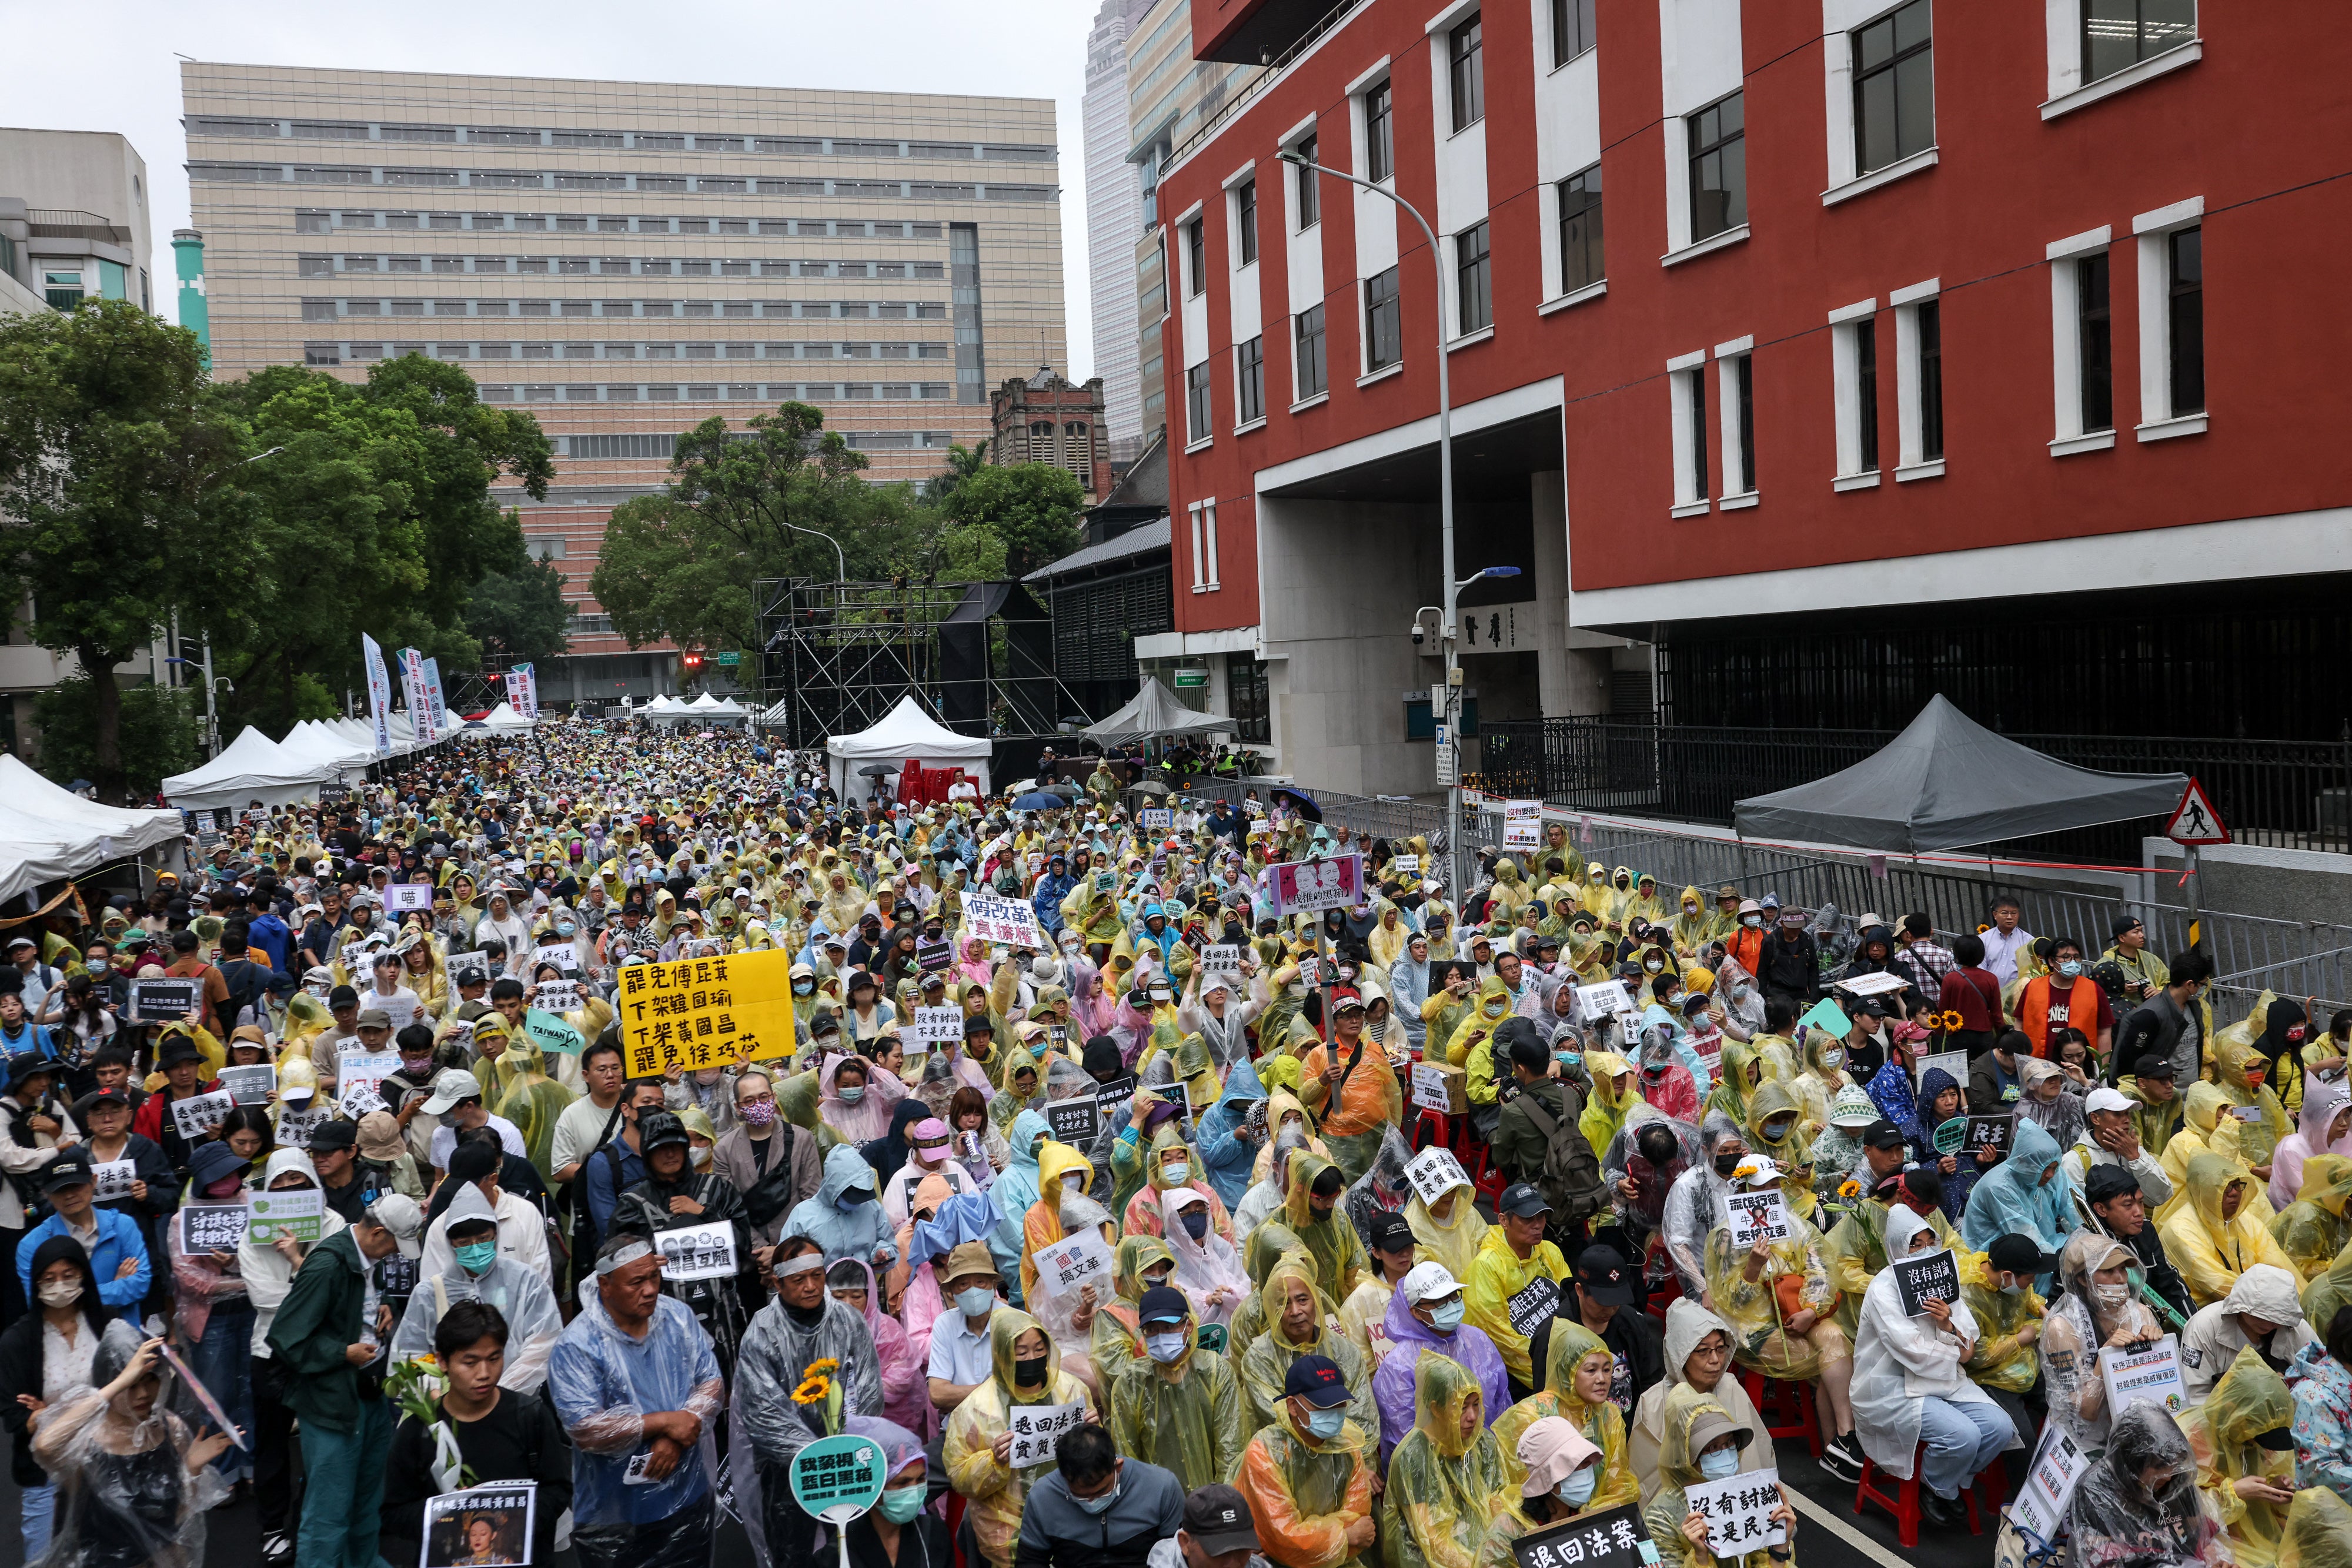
[1896,293,1945,469]
[1856,319,1880,472]
[1236,179,1258,266]
[526,536,567,560]
[1917,301,1943,459]
[1185,219,1205,297]
[1721,353,1756,496]
[1237,335,1265,424]
[1449,15,1485,132]
[1364,81,1394,183]
[1557,164,1603,295]
[1364,266,1401,372]
[2084,0,2196,84]
[44,270,85,310]
[1832,305,1882,479]
[1552,0,1596,66]
[1188,500,1221,589]
[1293,134,1319,228]
[1295,303,1327,399]
[950,223,984,404]
[2167,225,2203,415]
[1187,362,1212,442]
[2077,252,2113,432]
[1854,0,1933,175]
[1455,221,1491,335]
[1228,652,1270,743]
[1671,361,1709,506]
[1688,92,1746,243]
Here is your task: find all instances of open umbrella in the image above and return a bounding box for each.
[1271,787,1322,822]
[857,764,900,778]
[1012,791,1067,811]
[1127,779,1171,797]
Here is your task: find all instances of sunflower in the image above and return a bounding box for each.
[793,1375,833,1406]
[1838,1179,1862,1200]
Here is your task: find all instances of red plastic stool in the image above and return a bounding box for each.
[946,1491,967,1568]
[1739,1368,1822,1457]
[1410,1109,1452,1152]
[1853,1446,1999,1549]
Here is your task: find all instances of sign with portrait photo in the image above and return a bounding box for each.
[654,1223,739,1282]
[420,1483,536,1568]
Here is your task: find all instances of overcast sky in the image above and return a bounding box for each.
[9,0,1101,381]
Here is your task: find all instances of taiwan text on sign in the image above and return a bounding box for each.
[655,1223,739,1281]
[616,946,798,1076]
[963,892,1047,950]
[1892,1247,1962,1318]
[420,1483,536,1568]
[1198,945,1242,987]
[1503,800,1544,850]
[2099,1333,2189,1419]
[1410,1064,1456,1116]
[2009,1423,2089,1547]
[1510,1502,1654,1568]
[1004,1401,1087,1469]
[1269,854,1363,916]
[1724,1189,1793,1247]
[1045,1097,1101,1146]
[1575,981,1635,1019]
[248,1187,325,1245]
[129,978,203,1024]
[1404,1146,1469,1206]
[790,1432,888,1525]
[1685,1471,1788,1557]
[1037,1229,1117,1298]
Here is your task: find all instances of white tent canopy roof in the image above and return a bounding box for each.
[0,756,185,904]
[826,696,991,761]
[479,701,534,733]
[163,724,339,809]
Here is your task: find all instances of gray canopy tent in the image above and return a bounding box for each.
[1081,677,1240,745]
[1732,695,2190,853]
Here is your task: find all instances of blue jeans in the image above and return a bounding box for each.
[189,1298,256,1483]
[1917,1395,2014,1500]
[22,1482,55,1560]
[296,1396,393,1568]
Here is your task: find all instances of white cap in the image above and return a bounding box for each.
[1736,1156,1783,1188]
[2084,1086,2136,1116]
[1399,1261,1462,1306]
[422,1066,485,1116]
[364,1192,426,1258]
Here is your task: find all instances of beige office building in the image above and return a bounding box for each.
[181,62,1065,705]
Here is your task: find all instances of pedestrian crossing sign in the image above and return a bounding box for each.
[2164,778,2229,845]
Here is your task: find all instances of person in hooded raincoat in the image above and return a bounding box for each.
[1578,1051,1639,1164]
[824,1256,931,1438]
[1120,1121,1236,1242]
[2069,1402,2236,1568]
[941,1309,1098,1568]
[1489,1319,1641,1510]
[1232,1349,1379,1568]
[2181,1345,2300,1568]
[1380,1353,1509,1568]
[1160,1187,1253,1331]
[990,1110,1048,1290]
[2216,1035,2297,1173]
[1287,1152,1371,1309]
[1628,1299,1772,1504]
[2274,1088,2352,1217]
[1105,1286,1246,1493]
[1017,1140,1096,1302]
[1702,1165,1853,1426]
[781,1143,898,1268]
[2278,1487,2352,1568]
[1090,1233,1178,1387]
[1197,1055,1268,1211]
[1238,1253,1377,1439]
[1228,1222,1317,1369]
[2164,1083,2273,1226]
[1961,1117,2079,1266]
[1404,1156,1489,1285]
[2275,1156,2352,1283]
[2042,1230,2166,1455]
[1641,1384,1798,1568]
[2165,1154,2299,1309]
[2183,1265,2314,1404]
[1743,1081,1819,1224]
[1702,1037,1769,1132]
[1852,1205,2018,1512]
[1370,1266,1511,1459]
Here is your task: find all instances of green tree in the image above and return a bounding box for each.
[0,300,239,797]
[466,556,574,666]
[32,676,199,797]
[945,462,1085,576]
[920,438,990,506]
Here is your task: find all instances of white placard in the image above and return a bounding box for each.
[276,1106,330,1148]
[1394,854,1421,878]
[91,1159,139,1202]
[220,1064,276,1106]
[963,892,1047,950]
[2009,1423,2090,1547]
[1035,1228,1116,1297]
[530,942,580,977]
[1685,1470,1788,1557]
[532,980,581,1014]
[1576,981,1636,1019]
[1005,1401,1087,1469]
[170,1089,238,1140]
[246,1186,325,1245]
[1140,808,1172,835]
[1913,1049,1972,1094]
[1502,800,1544,850]
[912,1006,964,1047]
[1198,945,1242,986]
[2098,1333,2189,1419]
[1410,1062,1456,1115]
[654,1223,739,1281]
[1833,969,1910,997]
[383,883,433,913]
[420,1482,537,1567]
[1724,1188,1794,1246]
[1404,1146,1469,1206]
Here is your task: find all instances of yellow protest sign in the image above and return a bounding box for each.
[616,947,797,1076]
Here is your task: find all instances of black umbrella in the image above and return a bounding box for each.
[857,764,900,778]
[1127,780,1171,797]
[1271,787,1322,822]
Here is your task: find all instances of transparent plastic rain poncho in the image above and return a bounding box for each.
[1742,1080,1820,1225]
[1285,1151,1371,1308]
[1404,1156,1490,1286]
[1702,1192,1843,1380]
[1237,1253,1375,1438]
[1661,1112,1742,1299]
[1041,1051,1120,1202]
[1378,1351,1509,1568]
[1342,1125,1416,1260]
[2182,1344,2297,1568]
[2039,1231,2164,1453]
[1029,1193,1117,1353]
[2070,1402,2238,1568]
[2271,1155,2352,1282]
[389,1252,564,1392]
[1489,1320,1641,1513]
[1160,1188,1252,1330]
[2270,1083,2351,1215]
[2279,1487,2352,1568]
[1225,1221,1312,1370]
[1232,1399,1377,1568]
[2306,1237,2352,1334]
[547,1288,727,1544]
[1641,1382,1783,1568]
[30,1320,230,1568]
[942,1309,1099,1568]
[1104,1296,1247,1493]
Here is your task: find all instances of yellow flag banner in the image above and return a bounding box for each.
[617,947,797,1076]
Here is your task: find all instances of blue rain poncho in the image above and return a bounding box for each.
[1196,1056,1268,1211]
[1959,1116,2077,1267]
[991,1109,1051,1291]
[548,1289,726,1532]
[781,1142,898,1266]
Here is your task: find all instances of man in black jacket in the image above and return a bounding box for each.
[1756,908,1822,1009]
[1014,1423,1186,1568]
[1562,1242,1666,1415]
[2084,1162,2193,1327]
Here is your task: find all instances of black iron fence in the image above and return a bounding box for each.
[1480,717,2352,857]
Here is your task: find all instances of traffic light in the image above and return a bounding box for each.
[682,651,703,670]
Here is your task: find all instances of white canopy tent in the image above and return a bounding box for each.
[0,756,186,905]
[478,701,534,734]
[824,694,991,797]
[278,721,373,774]
[163,725,341,809]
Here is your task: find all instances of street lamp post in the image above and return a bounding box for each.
[1281,152,1469,897]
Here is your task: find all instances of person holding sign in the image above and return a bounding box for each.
[940,1307,1097,1568]
[611,1111,756,1376]
[2042,1232,2169,1453]
[1852,1205,2019,1528]
[2179,1344,2300,1566]
[0,1235,113,1557]
[2068,1403,2235,1568]
[1701,1161,1857,1454]
[1479,1417,1617,1568]
[1643,1388,1796,1568]
[1465,1184,1576,1402]
[1379,1353,1509,1568]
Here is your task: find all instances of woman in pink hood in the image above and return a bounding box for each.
[819,1049,908,1143]
[827,1255,932,1438]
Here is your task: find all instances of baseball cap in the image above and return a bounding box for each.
[1986,1234,2057,1277]
[364,1193,426,1258]
[2084,1086,2136,1116]
[1398,1261,1462,1307]
[2254,1426,2298,1452]
[1282,1354,1354,1408]
[156,1033,205,1068]
[328,984,360,1009]
[1367,1211,1416,1255]
[2083,1164,2143,1206]
[1498,1181,1553,1219]
[1861,1119,1907,1151]
[307,1118,358,1154]
[1138,1285,1191,1325]
[355,1007,392,1030]
[2112,914,2145,938]
[1572,1244,1637,1306]
[2134,1054,2178,1081]
[1735,1156,1784,1188]
[1181,1485,1261,1557]
[40,1152,93,1195]
[421,1067,484,1116]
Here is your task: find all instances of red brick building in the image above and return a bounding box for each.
[991,365,1116,502]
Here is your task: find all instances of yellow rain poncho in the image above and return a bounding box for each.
[1285,1152,1370,1308]
[1743,1081,1819,1225]
[1238,1255,1376,1437]
[1669,887,1712,957]
[1019,1142,1097,1303]
[1702,1205,1843,1381]
[1405,1170,1489,1285]
[1643,1385,1783,1568]
[1487,860,1532,919]
[2281,1484,2352,1568]
[943,1310,1099,1568]
[1445,978,1518,1109]
[1704,1037,1768,1131]
[2271,1154,2352,1282]
[2308,1239,2352,1332]
[2159,1082,2269,1225]
[1236,1398,1377,1568]
[1464,1225,1573,1391]
[1625,876,1667,929]
[1490,1322,1641,1512]
[1105,1297,1247,1492]
[489,1031,576,1182]
[2216,1036,2296,1169]
[1227,1223,1313,1370]
[1960,1269,2045,1395]
[2180,1343,2296,1568]
[1578,1052,1638,1164]
[2160,1152,2298,1309]
[2123,1075,2189,1161]
[1090,1233,1178,1387]
[1379,1353,1508,1568]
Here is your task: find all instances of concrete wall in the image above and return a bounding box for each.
[2143,840,2352,934]
[0,129,152,291]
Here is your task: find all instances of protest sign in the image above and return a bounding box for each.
[2098,1334,2189,1419]
[1724,1188,1794,1247]
[1035,1229,1116,1297]
[523,1008,586,1057]
[180,1202,250,1253]
[1503,800,1544,850]
[1269,854,1363,916]
[170,1090,236,1141]
[1796,998,1853,1038]
[2009,1423,2090,1547]
[247,1186,325,1245]
[530,941,580,977]
[193,811,218,835]
[1685,1472,1788,1557]
[963,892,1048,950]
[1509,1502,1652,1568]
[1404,1146,1470,1206]
[1892,1247,1963,1317]
[913,1006,964,1048]
[915,938,953,974]
[339,1048,401,1109]
[91,1160,139,1202]
[1932,1116,1970,1156]
[654,1223,739,1282]
[220,1064,276,1106]
[616,947,797,1076]
[420,1483,536,1568]
[1004,1402,1088,1469]
[532,979,582,1014]
[789,1432,886,1524]
[1967,1115,2015,1156]
[276,1106,329,1149]
[1395,854,1421,878]
[1094,1074,1138,1126]
[1914,1049,1971,1094]
[1140,808,1172,834]
[383,883,433,913]
[1198,945,1242,987]
[1833,970,1909,998]
[1410,1063,1460,1116]
[1045,1097,1101,1146]
[128,978,202,1024]
[1575,981,1636,1019]
[1507,1275,1563,1337]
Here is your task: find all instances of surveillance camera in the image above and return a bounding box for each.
[1409,622,1426,646]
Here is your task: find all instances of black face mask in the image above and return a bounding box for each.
[1013,1353,1049,1388]
[1712,1152,1743,1176]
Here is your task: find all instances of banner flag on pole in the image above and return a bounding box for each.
[360,634,393,756]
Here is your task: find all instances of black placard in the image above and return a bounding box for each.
[1893,1247,1962,1317]
[1047,1098,1101,1146]
[1511,1502,1653,1568]
[1508,1275,1563,1337]
[1093,1074,1137,1125]
[1967,1115,2014,1155]
[915,938,952,973]
[128,977,203,1024]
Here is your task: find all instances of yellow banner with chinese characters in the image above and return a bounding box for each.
[617,947,797,1076]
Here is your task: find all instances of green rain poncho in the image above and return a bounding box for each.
[2307,1238,2352,1333]
[1234,1400,1377,1568]
[777,1066,844,1151]
[942,1309,1100,1568]
[2180,1343,2297,1568]
[988,1042,1044,1136]
[1379,1352,1508,1568]
[1489,1320,1641,1512]
[2273,1154,2352,1283]
[1107,1296,1247,1493]
[1743,1081,1820,1226]
[1285,1152,1371,1308]
[1704,1037,1768,1131]
[1227,1222,1312,1369]
[1090,1233,1177,1388]
[1238,1253,1375,1437]
[1643,1384,1781,1568]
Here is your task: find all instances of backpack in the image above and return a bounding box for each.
[1513,1083,1601,1228]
